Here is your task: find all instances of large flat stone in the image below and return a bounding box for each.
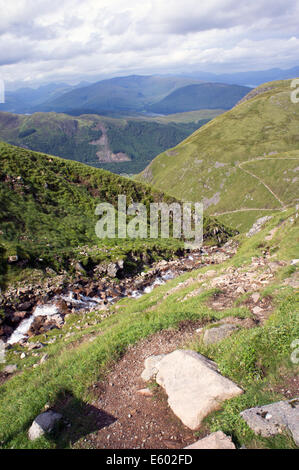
[240,399,299,445]
[154,350,243,430]
[184,431,236,449]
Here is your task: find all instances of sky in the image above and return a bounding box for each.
[0,0,299,88]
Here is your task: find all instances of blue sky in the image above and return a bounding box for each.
[0,0,299,87]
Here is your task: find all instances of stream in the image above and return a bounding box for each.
[4,244,236,346]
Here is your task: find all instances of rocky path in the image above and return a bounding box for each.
[76,324,206,449]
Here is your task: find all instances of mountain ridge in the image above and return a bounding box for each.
[136,79,299,231]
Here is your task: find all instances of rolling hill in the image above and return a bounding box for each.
[36,75,205,115]
[0,110,223,175]
[0,82,90,114]
[147,83,251,114]
[35,75,250,116]
[137,79,299,231]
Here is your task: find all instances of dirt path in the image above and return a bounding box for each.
[238,161,285,207]
[212,157,299,217]
[76,321,208,449]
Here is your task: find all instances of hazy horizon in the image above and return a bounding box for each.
[1,0,299,89]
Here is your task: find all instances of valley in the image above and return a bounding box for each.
[0,77,298,451]
[0,110,222,175]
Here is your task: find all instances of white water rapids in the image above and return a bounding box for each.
[7,269,176,345]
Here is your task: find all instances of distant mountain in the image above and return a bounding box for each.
[182,66,299,87]
[36,75,207,115]
[0,82,91,114]
[137,79,299,232]
[147,83,251,114]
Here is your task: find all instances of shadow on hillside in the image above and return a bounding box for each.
[45,389,116,448]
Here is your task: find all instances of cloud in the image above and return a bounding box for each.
[0,0,298,87]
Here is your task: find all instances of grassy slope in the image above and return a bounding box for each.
[137,79,299,231]
[0,111,221,175]
[0,207,297,449]
[0,141,233,286]
[147,83,251,114]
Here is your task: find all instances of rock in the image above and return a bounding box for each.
[3,364,17,374]
[18,301,34,311]
[9,311,28,325]
[107,262,119,278]
[8,255,18,263]
[246,216,272,238]
[39,354,49,364]
[141,354,166,381]
[184,431,236,449]
[137,388,153,397]
[252,306,264,315]
[20,352,26,359]
[75,262,86,274]
[28,410,63,440]
[51,314,64,328]
[291,259,299,265]
[45,267,56,276]
[240,399,299,445]
[27,342,44,351]
[251,293,260,303]
[203,324,238,345]
[236,286,245,294]
[152,350,243,429]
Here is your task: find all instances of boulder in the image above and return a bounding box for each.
[141,354,166,381]
[143,350,243,430]
[203,324,238,345]
[3,364,17,374]
[240,399,299,445]
[184,431,236,449]
[28,410,63,440]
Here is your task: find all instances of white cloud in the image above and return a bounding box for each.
[0,0,298,86]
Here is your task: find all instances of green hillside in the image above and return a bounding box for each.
[147,83,251,114]
[1,203,298,449]
[0,142,234,287]
[0,111,221,175]
[137,79,299,231]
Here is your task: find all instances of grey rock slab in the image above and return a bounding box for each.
[28,410,63,440]
[184,431,236,449]
[155,350,243,430]
[203,324,238,345]
[240,399,299,445]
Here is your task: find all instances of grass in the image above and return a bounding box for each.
[0,141,235,289]
[137,79,299,231]
[0,207,298,449]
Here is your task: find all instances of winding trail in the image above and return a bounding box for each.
[211,157,299,217]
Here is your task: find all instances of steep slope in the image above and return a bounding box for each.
[137,79,299,231]
[0,205,298,449]
[0,142,234,287]
[147,83,251,114]
[0,111,220,175]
